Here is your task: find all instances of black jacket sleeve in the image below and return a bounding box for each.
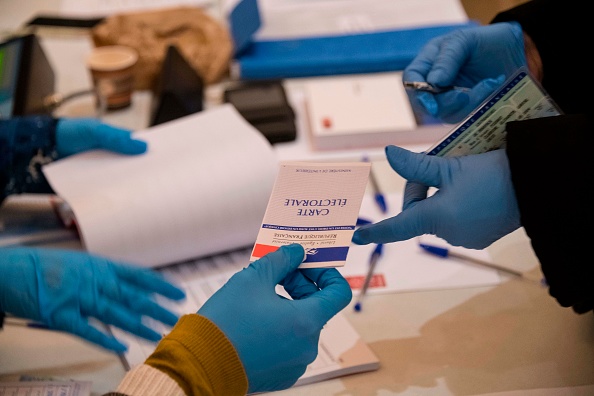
[0,116,58,204]
[493,1,593,313]
[505,115,593,314]
[491,0,589,115]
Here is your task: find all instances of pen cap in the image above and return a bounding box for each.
[373,243,384,256]
[419,243,448,257]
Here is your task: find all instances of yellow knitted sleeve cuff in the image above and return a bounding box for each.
[145,314,248,396]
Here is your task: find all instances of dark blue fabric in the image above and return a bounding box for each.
[0,116,58,203]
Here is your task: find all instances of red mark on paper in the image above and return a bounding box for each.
[345,274,386,290]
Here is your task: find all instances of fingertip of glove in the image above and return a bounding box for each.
[351,229,370,245]
[128,139,148,154]
[163,312,182,327]
[385,145,401,155]
[105,339,128,353]
[283,243,306,263]
[492,74,506,86]
[417,92,438,116]
[169,286,186,300]
[385,145,411,166]
[467,77,505,104]
[506,21,523,37]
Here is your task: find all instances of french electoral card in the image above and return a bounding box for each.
[250,161,371,268]
[426,67,563,157]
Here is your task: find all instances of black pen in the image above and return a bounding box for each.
[403,81,469,94]
[2,317,51,330]
[354,243,384,312]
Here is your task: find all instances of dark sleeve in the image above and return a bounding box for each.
[0,116,59,204]
[505,114,593,314]
[491,0,590,115]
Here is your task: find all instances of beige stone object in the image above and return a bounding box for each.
[91,6,233,90]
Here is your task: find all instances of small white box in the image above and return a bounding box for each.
[304,72,450,151]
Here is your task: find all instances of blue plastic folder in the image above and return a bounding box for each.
[229,0,478,80]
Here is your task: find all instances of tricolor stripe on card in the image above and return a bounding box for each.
[252,244,349,263]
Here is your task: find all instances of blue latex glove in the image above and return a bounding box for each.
[198,244,352,393]
[403,22,526,123]
[0,247,185,352]
[56,118,147,158]
[352,146,521,249]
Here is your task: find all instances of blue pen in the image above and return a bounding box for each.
[356,217,372,226]
[419,243,546,286]
[362,157,387,214]
[354,243,384,312]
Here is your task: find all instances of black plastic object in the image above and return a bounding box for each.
[0,34,55,118]
[26,15,105,29]
[223,80,296,144]
[150,45,204,126]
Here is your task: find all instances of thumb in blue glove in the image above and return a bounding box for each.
[403,22,526,123]
[198,244,352,393]
[352,145,521,250]
[56,118,147,158]
[0,247,186,352]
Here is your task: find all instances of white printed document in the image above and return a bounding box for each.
[0,380,91,396]
[250,161,370,268]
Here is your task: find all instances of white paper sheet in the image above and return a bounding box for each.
[253,0,469,39]
[43,105,278,267]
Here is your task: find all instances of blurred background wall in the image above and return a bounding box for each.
[461,0,531,25]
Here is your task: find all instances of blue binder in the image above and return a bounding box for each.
[229,0,478,80]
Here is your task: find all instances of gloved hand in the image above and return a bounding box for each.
[0,247,185,352]
[352,145,521,249]
[403,22,526,123]
[56,118,147,158]
[198,244,352,393]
